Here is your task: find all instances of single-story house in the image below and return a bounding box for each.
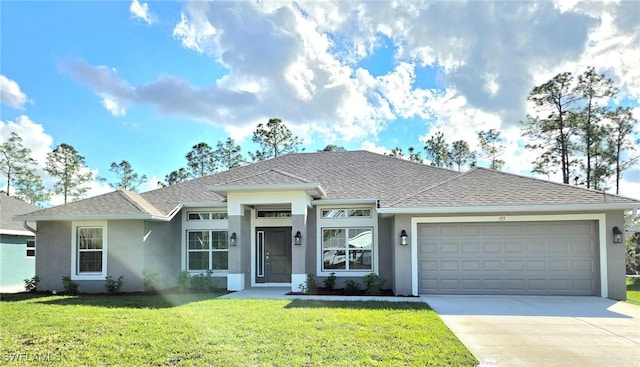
[15,151,640,299]
[1,195,38,292]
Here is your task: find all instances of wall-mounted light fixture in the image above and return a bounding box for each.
[230,232,237,246]
[612,227,623,244]
[294,231,302,245]
[400,230,408,246]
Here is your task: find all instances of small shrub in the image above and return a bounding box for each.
[364,273,386,295]
[343,280,361,295]
[190,272,213,292]
[143,269,160,292]
[300,273,318,294]
[24,275,40,292]
[61,276,78,294]
[323,272,337,290]
[177,271,190,292]
[105,275,125,294]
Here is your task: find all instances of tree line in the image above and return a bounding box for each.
[0,118,304,205]
[1,67,638,206]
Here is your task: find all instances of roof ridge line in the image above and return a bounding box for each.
[117,190,164,216]
[268,168,311,183]
[388,169,471,206]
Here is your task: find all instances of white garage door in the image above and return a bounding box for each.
[418,221,598,295]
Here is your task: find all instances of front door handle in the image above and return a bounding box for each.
[266,252,270,265]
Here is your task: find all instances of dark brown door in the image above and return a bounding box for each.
[256,227,292,283]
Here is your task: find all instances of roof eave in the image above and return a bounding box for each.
[311,199,379,206]
[0,229,35,236]
[14,214,173,222]
[208,183,327,199]
[378,203,640,215]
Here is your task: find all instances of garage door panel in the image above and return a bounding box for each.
[418,221,597,295]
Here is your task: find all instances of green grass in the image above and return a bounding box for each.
[0,293,476,366]
[627,277,640,305]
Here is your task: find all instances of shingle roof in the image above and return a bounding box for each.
[19,190,165,218]
[392,167,639,207]
[15,151,640,220]
[1,195,39,233]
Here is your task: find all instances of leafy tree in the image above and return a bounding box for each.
[0,132,36,195]
[250,118,303,161]
[574,67,617,188]
[161,168,190,187]
[449,140,475,171]
[477,129,505,170]
[44,143,94,203]
[407,146,423,163]
[214,137,244,170]
[423,131,450,168]
[522,72,581,184]
[107,160,147,192]
[389,147,404,158]
[605,107,639,194]
[320,144,347,152]
[186,142,217,178]
[14,170,50,206]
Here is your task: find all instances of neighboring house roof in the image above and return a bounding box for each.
[14,151,640,221]
[1,195,38,235]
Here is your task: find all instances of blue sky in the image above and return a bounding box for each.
[1,0,639,205]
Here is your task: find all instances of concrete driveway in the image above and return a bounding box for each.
[422,295,640,367]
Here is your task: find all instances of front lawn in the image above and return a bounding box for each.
[0,293,476,366]
[627,277,640,305]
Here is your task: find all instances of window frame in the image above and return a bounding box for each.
[186,230,229,273]
[316,206,377,277]
[26,238,36,258]
[71,221,108,280]
[186,211,229,221]
[321,227,373,272]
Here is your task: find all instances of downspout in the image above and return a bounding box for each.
[23,221,37,234]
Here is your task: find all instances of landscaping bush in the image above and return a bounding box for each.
[190,271,218,292]
[323,272,337,290]
[143,269,160,292]
[343,280,361,295]
[61,276,78,294]
[23,275,40,292]
[364,273,386,295]
[299,273,318,294]
[177,271,190,292]
[105,275,125,294]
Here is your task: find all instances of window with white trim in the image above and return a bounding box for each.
[187,211,228,221]
[26,239,35,257]
[322,227,373,271]
[71,222,108,279]
[187,230,228,271]
[77,227,104,273]
[317,206,377,275]
[321,208,371,218]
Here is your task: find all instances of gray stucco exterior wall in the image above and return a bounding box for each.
[392,215,413,295]
[377,216,393,290]
[34,221,71,292]
[144,216,181,289]
[105,220,145,293]
[605,210,626,300]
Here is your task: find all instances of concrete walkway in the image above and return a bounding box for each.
[219,287,423,302]
[423,295,640,367]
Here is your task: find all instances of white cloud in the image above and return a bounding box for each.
[129,0,155,25]
[0,115,112,206]
[61,1,638,175]
[0,74,29,109]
